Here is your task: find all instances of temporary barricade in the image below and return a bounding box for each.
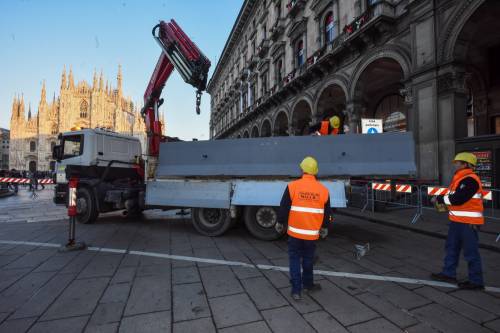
[0,178,53,184]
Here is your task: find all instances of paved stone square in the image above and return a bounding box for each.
[0,188,499,332]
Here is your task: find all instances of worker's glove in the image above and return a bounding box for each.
[275,223,285,234]
[319,227,328,239]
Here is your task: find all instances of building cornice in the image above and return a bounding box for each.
[207,0,258,93]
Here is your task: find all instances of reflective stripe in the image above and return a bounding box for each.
[472,193,482,199]
[290,206,324,214]
[443,195,451,205]
[288,225,320,236]
[449,211,483,218]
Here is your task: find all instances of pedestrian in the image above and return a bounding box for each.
[275,156,332,300]
[430,152,485,290]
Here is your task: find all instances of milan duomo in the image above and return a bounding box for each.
[9,66,156,172]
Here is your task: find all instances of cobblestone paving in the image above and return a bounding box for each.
[0,189,499,332]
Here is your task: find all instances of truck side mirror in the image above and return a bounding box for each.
[52,145,62,161]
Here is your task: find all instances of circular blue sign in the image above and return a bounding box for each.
[367,127,378,134]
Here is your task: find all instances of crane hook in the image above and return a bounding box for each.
[195,90,202,115]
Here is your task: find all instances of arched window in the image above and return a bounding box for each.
[51,125,58,135]
[276,59,283,84]
[80,100,88,118]
[30,141,36,152]
[325,12,335,44]
[374,94,407,132]
[296,40,304,67]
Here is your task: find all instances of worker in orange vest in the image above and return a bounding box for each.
[275,156,332,300]
[311,116,341,136]
[430,152,485,290]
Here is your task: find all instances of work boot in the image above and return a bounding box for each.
[458,281,484,290]
[291,293,302,301]
[303,283,322,293]
[430,273,457,284]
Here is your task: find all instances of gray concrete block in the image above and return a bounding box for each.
[0,271,56,313]
[411,303,492,333]
[10,273,76,319]
[4,249,55,270]
[41,277,109,320]
[450,289,500,315]
[309,280,378,326]
[405,323,440,333]
[231,266,263,280]
[279,287,321,314]
[347,318,403,333]
[303,311,348,333]
[119,311,171,333]
[0,268,31,293]
[199,266,243,298]
[366,283,431,310]
[124,276,171,316]
[356,292,419,328]
[415,287,497,324]
[78,254,122,279]
[27,316,89,333]
[85,322,119,333]
[484,319,500,332]
[209,293,261,328]
[0,317,37,333]
[110,267,136,285]
[172,266,201,285]
[262,270,290,289]
[100,283,131,304]
[173,283,211,322]
[218,321,271,333]
[33,253,79,272]
[173,317,215,333]
[262,306,315,333]
[59,252,97,274]
[89,302,125,325]
[241,277,288,310]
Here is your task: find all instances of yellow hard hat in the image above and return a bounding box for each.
[453,152,477,166]
[330,116,340,129]
[300,156,318,175]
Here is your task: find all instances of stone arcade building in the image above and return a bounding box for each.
[207,0,500,186]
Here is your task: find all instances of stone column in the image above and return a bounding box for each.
[345,101,364,134]
[436,69,469,184]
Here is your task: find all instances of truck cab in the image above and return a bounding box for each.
[53,128,145,224]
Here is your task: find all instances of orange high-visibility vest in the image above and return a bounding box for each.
[331,128,339,135]
[287,174,329,240]
[444,168,484,225]
[319,121,330,136]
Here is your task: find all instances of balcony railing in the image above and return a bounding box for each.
[257,39,271,58]
[270,18,285,41]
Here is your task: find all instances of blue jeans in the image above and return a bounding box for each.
[288,236,316,294]
[442,222,484,285]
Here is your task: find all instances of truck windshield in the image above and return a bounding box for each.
[62,135,83,159]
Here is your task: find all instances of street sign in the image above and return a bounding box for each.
[361,118,383,134]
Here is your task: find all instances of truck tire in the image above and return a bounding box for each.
[76,187,99,224]
[243,206,282,241]
[191,208,232,237]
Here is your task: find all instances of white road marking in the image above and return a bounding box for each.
[1,239,499,294]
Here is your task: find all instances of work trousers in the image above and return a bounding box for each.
[288,236,316,294]
[442,221,484,285]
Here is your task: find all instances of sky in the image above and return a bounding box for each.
[0,0,242,140]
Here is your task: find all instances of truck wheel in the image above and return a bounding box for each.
[76,187,99,224]
[191,208,232,237]
[243,206,282,241]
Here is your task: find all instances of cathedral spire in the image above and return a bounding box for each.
[117,64,122,95]
[28,104,32,120]
[99,70,104,91]
[93,69,98,91]
[41,80,46,102]
[68,67,75,90]
[61,66,67,91]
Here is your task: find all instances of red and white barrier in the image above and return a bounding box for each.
[0,178,53,184]
[427,186,492,201]
[395,184,412,193]
[372,183,391,191]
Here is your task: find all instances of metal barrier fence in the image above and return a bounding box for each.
[348,180,500,242]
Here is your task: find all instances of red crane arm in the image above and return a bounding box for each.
[141,20,211,157]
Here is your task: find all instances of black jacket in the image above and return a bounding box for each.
[436,175,480,206]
